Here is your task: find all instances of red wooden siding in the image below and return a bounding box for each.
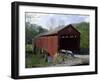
[35,36,58,57]
[47,36,58,57]
[34,24,80,57]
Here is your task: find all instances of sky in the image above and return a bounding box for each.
[25,12,89,30]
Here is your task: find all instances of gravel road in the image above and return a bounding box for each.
[53,55,89,66]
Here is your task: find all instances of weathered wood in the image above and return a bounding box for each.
[34,24,80,59]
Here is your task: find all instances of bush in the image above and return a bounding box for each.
[26,44,33,53]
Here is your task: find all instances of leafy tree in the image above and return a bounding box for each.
[74,22,89,48]
[25,22,48,44]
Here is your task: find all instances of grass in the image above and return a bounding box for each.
[25,44,89,68]
[25,51,71,68]
[26,53,89,68]
[25,44,49,68]
[26,53,49,68]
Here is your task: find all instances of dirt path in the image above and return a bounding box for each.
[74,55,89,59]
[53,55,89,66]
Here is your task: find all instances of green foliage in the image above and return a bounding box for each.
[26,53,49,68]
[74,22,89,48]
[25,22,48,44]
[26,44,33,53]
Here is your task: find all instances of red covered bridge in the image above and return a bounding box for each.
[33,24,80,58]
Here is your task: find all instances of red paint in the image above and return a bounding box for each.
[34,24,80,57]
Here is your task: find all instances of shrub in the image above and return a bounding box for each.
[26,44,33,53]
